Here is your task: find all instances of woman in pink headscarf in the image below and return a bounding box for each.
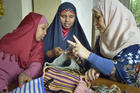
[67,0,140,87]
[0,12,48,93]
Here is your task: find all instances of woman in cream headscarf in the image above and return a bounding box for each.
[67,0,140,87]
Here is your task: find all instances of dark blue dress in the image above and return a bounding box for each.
[44,2,91,62]
[114,44,140,86]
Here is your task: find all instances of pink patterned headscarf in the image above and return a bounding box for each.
[93,0,140,59]
[39,16,48,24]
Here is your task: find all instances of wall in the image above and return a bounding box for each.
[61,0,93,45]
[21,0,32,19]
[0,0,32,39]
[33,0,61,25]
[120,0,130,8]
[0,0,22,39]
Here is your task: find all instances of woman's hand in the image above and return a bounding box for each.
[85,68,100,81]
[52,47,63,57]
[18,72,32,88]
[67,35,91,60]
[47,47,63,58]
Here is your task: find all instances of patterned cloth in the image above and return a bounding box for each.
[94,36,140,87]
[43,66,80,93]
[10,77,45,93]
[114,44,140,86]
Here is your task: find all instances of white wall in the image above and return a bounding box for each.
[21,0,32,19]
[0,0,22,39]
[0,0,32,39]
[33,0,61,25]
[61,0,93,45]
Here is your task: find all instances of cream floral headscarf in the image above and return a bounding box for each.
[93,0,140,59]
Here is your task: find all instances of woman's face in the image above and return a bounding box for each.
[60,11,75,29]
[94,10,106,33]
[36,24,48,42]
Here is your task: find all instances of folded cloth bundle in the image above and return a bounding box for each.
[43,66,80,93]
[10,77,45,93]
[74,76,94,93]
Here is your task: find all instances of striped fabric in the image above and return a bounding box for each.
[74,76,93,93]
[10,77,45,93]
[43,66,80,93]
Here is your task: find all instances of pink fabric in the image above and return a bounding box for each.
[62,27,70,38]
[0,12,47,92]
[0,51,24,92]
[39,16,48,24]
[74,76,92,93]
[0,51,42,92]
[0,12,45,69]
[24,62,42,78]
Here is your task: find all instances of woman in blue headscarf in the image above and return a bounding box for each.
[44,2,91,62]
